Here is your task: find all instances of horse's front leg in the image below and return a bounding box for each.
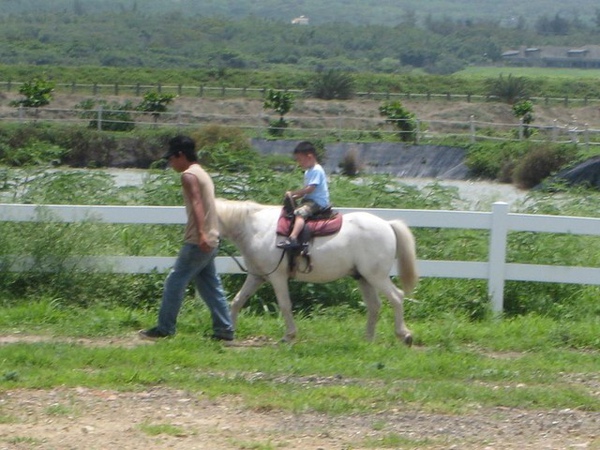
[269,275,297,343]
[357,278,381,341]
[230,274,264,328]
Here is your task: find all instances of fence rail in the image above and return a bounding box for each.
[2,81,599,107]
[2,80,598,145]
[1,203,599,313]
[1,105,598,147]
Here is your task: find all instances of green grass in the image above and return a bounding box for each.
[0,299,597,415]
[457,66,600,80]
[138,422,188,437]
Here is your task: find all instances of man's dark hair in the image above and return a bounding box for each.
[167,135,198,162]
[293,141,316,156]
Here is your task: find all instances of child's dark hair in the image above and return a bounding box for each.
[293,141,316,156]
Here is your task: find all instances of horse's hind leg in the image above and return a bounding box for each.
[357,279,381,341]
[230,274,264,328]
[371,277,412,346]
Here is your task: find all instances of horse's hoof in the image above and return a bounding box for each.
[403,334,413,347]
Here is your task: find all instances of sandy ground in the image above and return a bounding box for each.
[0,334,599,450]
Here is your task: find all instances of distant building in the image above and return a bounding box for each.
[291,15,309,25]
[501,45,600,68]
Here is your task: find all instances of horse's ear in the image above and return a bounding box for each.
[283,193,296,215]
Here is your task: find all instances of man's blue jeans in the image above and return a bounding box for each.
[157,243,234,339]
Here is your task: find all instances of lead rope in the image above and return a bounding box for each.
[219,241,287,278]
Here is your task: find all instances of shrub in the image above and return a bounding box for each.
[465,141,531,180]
[378,101,417,142]
[76,99,136,132]
[193,124,252,152]
[338,148,362,176]
[0,140,67,167]
[136,91,176,123]
[9,77,54,108]
[512,100,535,139]
[310,69,355,100]
[486,74,529,104]
[263,90,295,137]
[512,144,577,189]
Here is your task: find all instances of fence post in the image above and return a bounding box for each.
[518,117,524,140]
[552,119,558,142]
[415,119,420,144]
[97,105,103,131]
[488,202,509,314]
[114,83,119,95]
[584,123,589,149]
[470,115,475,143]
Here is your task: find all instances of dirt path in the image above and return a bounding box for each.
[1,386,598,450]
[0,335,598,449]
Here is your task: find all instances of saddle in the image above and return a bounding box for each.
[276,195,343,275]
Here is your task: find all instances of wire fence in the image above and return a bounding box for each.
[2,80,600,107]
[1,104,598,148]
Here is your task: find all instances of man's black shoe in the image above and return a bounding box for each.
[138,327,170,340]
[211,334,234,342]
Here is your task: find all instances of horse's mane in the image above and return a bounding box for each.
[215,198,275,228]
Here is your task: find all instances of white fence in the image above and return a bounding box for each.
[1,202,599,313]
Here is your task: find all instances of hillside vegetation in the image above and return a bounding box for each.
[2,1,600,75]
[1,0,598,27]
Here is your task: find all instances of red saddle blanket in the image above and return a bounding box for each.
[276,209,343,237]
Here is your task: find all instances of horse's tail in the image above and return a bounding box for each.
[389,220,418,295]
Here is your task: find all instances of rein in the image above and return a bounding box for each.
[220,242,287,278]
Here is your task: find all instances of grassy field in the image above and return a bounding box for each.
[457,65,600,80]
[0,298,598,414]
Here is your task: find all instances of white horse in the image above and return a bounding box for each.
[216,199,418,345]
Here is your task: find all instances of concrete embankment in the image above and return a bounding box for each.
[252,139,469,179]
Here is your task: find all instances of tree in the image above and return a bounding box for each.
[136,91,175,123]
[513,100,535,139]
[10,77,55,108]
[263,90,294,137]
[379,101,418,142]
